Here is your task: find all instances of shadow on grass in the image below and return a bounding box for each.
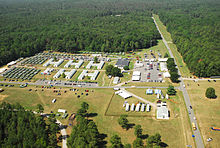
[160,142,168,147]
[87,112,98,117]
[97,133,108,148]
[127,123,135,130]
[140,134,149,140]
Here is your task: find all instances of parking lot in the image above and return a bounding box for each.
[134,61,163,82]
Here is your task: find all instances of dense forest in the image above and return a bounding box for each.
[0,102,59,147]
[0,0,219,77]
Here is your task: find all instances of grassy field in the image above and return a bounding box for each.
[153,14,192,78]
[184,80,220,148]
[0,86,195,147]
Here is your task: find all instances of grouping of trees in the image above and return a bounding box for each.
[167,85,176,96]
[156,0,220,77]
[114,115,167,148]
[0,0,161,67]
[105,64,122,77]
[205,87,217,99]
[0,102,59,147]
[67,102,105,147]
[166,58,179,83]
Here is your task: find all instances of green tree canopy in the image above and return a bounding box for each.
[205,87,217,99]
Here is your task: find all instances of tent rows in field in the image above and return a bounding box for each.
[3,67,40,80]
[21,56,47,65]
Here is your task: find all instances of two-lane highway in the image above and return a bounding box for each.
[152,16,205,148]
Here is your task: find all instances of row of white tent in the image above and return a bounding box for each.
[125,103,150,112]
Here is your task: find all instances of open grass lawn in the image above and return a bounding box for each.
[153,14,192,78]
[185,80,220,148]
[0,86,195,147]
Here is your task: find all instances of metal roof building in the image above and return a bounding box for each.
[115,59,130,69]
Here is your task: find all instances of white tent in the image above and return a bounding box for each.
[131,104,135,111]
[58,109,66,113]
[141,104,145,112]
[125,103,130,112]
[163,72,171,78]
[135,104,140,112]
[166,94,169,99]
[146,104,150,112]
[115,90,132,99]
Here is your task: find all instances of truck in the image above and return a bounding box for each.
[192,122,197,130]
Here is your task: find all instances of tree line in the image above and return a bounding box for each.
[0,102,59,147]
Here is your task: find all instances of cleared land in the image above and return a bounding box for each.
[185,80,220,148]
[0,85,194,147]
[153,14,192,78]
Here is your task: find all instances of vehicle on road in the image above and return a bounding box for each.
[207,138,213,142]
[192,122,197,130]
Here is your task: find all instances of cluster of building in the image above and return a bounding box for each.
[64,60,84,68]
[43,59,64,67]
[86,61,105,69]
[78,70,99,80]
[53,69,76,79]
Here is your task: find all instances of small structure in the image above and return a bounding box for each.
[131,103,135,111]
[157,93,160,99]
[158,58,168,62]
[62,113,68,119]
[64,60,84,68]
[125,103,130,112]
[141,104,145,112]
[166,94,169,99]
[52,99,56,103]
[0,68,7,74]
[155,89,162,95]
[115,59,130,69]
[163,72,170,78]
[132,71,141,81]
[58,109,66,113]
[135,103,141,112]
[115,90,132,99]
[146,89,153,95]
[0,88,4,93]
[146,104,150,112]
[113,77,120,84]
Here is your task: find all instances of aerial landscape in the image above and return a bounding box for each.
[0,0,220,148]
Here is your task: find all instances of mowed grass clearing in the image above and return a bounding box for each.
[0,86,194,147]
[184,80,220,148]
[153,14,192,78]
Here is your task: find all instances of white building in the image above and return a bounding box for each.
[132,71,141,81]
[113,77,120,84]
[157,106,169,119]
[163,72,171,78]
[42,68,54,75]
[53,69,65,79]
[160,63,168,72]
[53,69,76,79]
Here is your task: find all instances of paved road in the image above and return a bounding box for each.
[152,16,205,148]
[0,81,177,89]
[56,120,68,148]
